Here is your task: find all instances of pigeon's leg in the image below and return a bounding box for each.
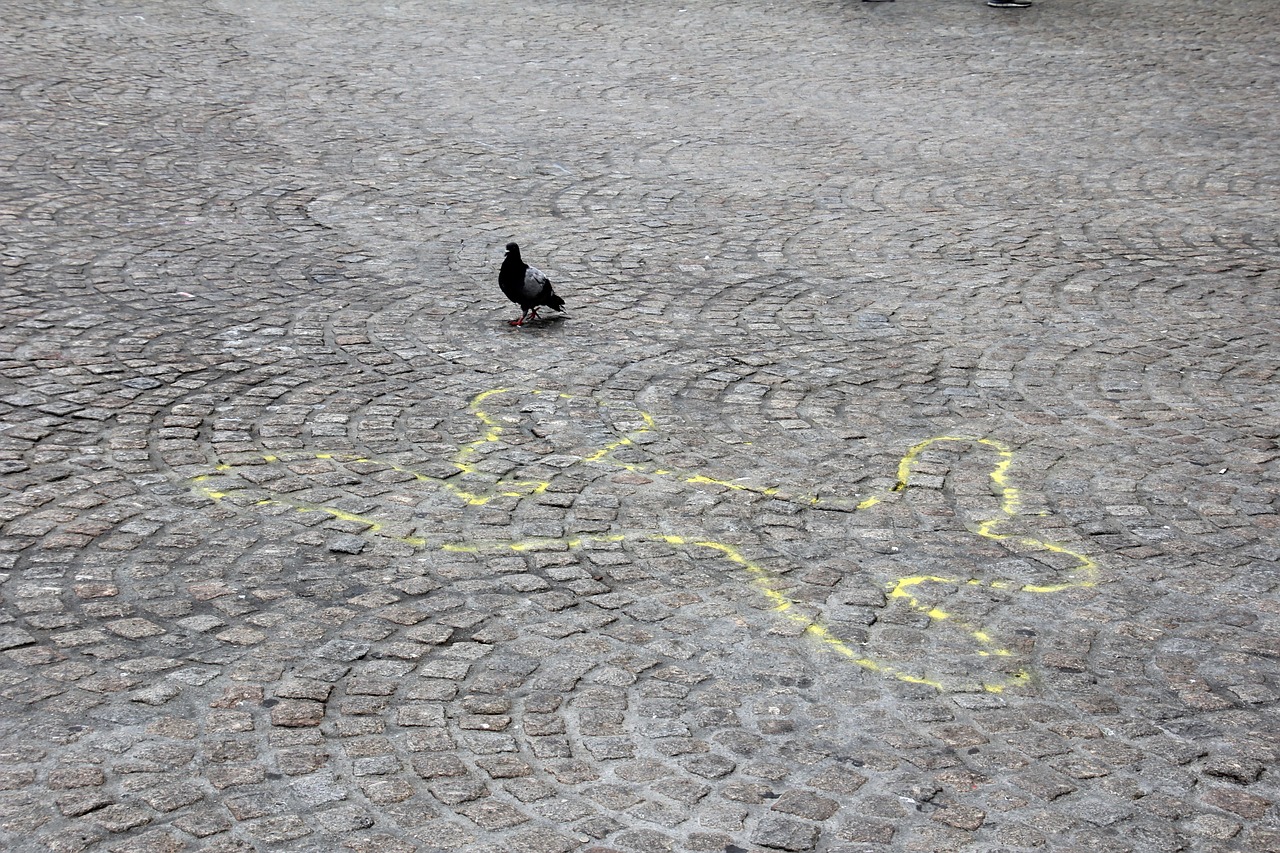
[508,310,528,327]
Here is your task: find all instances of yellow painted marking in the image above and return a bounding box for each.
[880,436,1098,674]
[188,389,1098,694]
[446,530,994,691]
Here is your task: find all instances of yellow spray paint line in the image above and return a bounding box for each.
[196,388,852,510]
[652,534,953,688]
[894,436,1096,588]
[580,408,657,464]
[205,475,1022,690]
[580,416,816,505]
[189,385,658,524]
[192,446,549,509]
[443,530,1019,693]
[461,387,796,503]
[442,388,552,505]
[884,436,1098,663]
[455,388,760,504]
[192,482,429,548]
[456,388,645,505]
[190,478,1027,692]
[187,389,1097,693]
[671,537,1024,692]
[455,387,513,467]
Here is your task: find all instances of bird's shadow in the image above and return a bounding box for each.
[506,314,571,330]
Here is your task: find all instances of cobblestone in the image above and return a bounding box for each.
[2,0,1278,851]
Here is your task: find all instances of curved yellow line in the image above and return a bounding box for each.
[189,390,1097,693]
[884,436,1097,676]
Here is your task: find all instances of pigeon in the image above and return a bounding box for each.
[499,242,567,327]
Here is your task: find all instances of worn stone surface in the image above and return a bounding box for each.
[1,0,1277,851]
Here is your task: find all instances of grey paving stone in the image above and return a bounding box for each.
[751,814,821,851]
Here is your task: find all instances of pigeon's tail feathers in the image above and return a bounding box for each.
[544,287,566,312]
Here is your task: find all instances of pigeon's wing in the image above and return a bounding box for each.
[517,267,552,303]
[525,266,566,311]
[522,265,552,301]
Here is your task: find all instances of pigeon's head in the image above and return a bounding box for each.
[505,242,520,254]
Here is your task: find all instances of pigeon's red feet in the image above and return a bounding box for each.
[508,319,523,326]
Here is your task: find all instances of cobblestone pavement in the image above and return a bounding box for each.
[2,0,1278,851]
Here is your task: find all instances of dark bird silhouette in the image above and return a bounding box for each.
[499,242,567,327]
